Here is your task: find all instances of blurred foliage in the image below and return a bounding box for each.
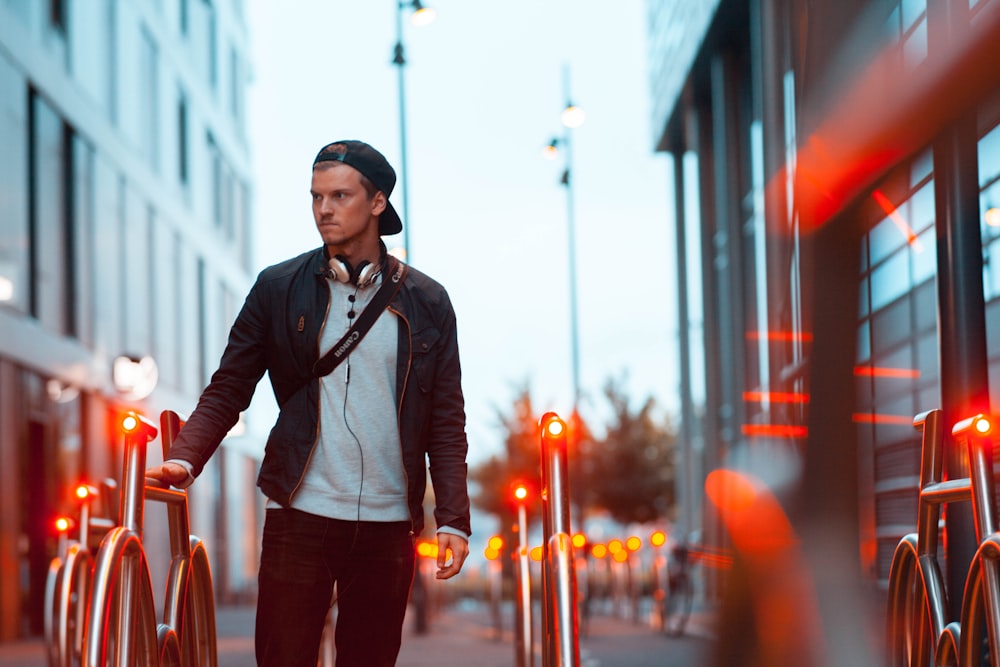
[588,377,678,524]
[469,384,544,525]
[471,377,678,530]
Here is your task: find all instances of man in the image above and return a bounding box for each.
[147,140,471,666]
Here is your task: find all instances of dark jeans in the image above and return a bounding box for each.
[255,508,416,667]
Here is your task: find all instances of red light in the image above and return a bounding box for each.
[625,536,642,552]
[55,517,71,533]
[484,547,500,561]
[571,533,586,549]
[513,484,529,502]
[75,484,91,500]
[529,546,543,562]
[121,413,139,433]
[545,418,565,437]
[974,416,992,435]
[488,535,504,551]
[650,530,666,547]
[591,543,608,559]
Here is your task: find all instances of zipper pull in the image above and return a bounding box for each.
[297,315,305,332]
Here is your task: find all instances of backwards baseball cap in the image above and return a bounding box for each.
[312,140,403,236]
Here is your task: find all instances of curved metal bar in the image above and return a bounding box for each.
[935,622,960,667]
[57,544,92,667]
[44,556,64,667]
[959,551,984,667]
[83,527,157,667]
[163,553,191,648]
[157,624,182,667]
[919,552,951,642]
[189,539,219,667]
[959,536,1000,667]
[886,537,940,666]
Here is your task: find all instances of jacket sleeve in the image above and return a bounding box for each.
[166,277,269,477]
[425,291,472,537]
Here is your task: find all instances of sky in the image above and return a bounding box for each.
[245,0,680,466]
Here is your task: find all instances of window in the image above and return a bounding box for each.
[856,151,940,583]
[70,0,115,121]
[122,188,153,355]
[139,26,160,171]
[979,120,1000,409]
[197,258,208,386]
[49,0,67,33]
[152,225,181,388]
[178,93,189,185]
[72,135,96,347]
[30,92,73,335]
[208,4,218,92]
[0,52,29,312]
[92,157,124,356]
[207,132,222,228]
[886,0,928,69]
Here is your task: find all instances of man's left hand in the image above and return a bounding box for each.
[435,533,469,580]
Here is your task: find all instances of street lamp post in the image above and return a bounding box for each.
[545,66,585,418]
[391,1,435,262]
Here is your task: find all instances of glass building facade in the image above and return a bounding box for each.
[649,0,1000,607]
[0,0,261,640]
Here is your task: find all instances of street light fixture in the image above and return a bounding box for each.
[392,0,436,262]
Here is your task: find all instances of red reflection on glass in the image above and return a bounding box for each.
[745,331,814,343]
[705,468,822,662]
[743,391,810,404]
[852,413,913,425]
[853,366,920,378]
[741,424,808,438]
[872,189,923,250]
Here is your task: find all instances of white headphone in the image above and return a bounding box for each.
[328,255,380,287]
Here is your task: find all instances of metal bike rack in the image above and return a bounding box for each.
[82,410,218,667]
[512,483,533,667]
[886,410,1000,667]
[952,414,1000,664]
[538,412,580,667]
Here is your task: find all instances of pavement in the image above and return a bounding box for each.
[0,598,716,666]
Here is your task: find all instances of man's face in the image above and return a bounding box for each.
[310,163,385,247]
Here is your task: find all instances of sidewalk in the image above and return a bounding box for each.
[0,599,715,666]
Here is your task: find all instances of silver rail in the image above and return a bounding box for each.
[538,412,579,667]
[513,491,533,667]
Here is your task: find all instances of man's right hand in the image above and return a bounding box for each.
[145,462,194,488]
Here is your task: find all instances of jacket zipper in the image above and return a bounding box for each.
[389,304,415,533]
[288,284,334,504]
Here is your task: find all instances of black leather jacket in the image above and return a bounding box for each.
[167,247,471,537]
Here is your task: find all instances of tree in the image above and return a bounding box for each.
[585,377,677,525]
[469,378,679,536]
[470,384,543,523]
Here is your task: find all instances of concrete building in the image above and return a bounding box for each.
[0,0,263,640]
